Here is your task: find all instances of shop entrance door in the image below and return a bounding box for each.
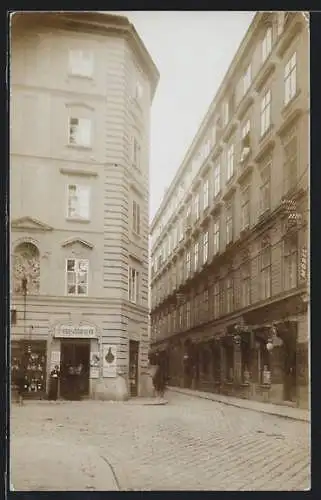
[129,340,139,397]
[60,340,90,400]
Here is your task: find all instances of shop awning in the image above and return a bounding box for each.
[148,342,169,355]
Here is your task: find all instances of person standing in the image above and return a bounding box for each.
[48,365,60,401]
[16,368,27,406]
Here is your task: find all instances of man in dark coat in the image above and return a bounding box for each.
[48,365,60,401]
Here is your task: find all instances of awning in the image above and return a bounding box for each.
[148,342,169,355]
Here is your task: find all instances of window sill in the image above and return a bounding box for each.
[66,144,92,151]
[66,217,90,224]
[67,72,94,81]
[66,294,88,298]
[282,89,301,117]
[132,231,141,240]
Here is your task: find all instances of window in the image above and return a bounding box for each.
[132,138,141,169]
[186,302,191,330]
[227,144,234,181]
[241,184,250,230]
[179,306,183,330]
[283,234,298,290]
[173,226,177,249]
[243,64,252,95]
[203,231,209,264]
[214,162,221,197]
[262,27,272,62]
[213,282,220,319]
[67,184,90,220]
[259,164,271,214]
[284,52,297,106]
[66,259,88,296]
[194,241,199,271]
[179,258,184,284]
[186,251,191,277]
[213,219,220,255]
[69,50,93,78]
[134,80,143,100]
[132,201,141,235]
[194,194,200,221]
[223,100,229,127]
[260,239,271,299]
[226,203,233,245]
[242,119,250,140]
[203,179,209,210]
[203,290,209,320]
[69,117,91,147]
[11,309,17,325]
[179,219,184,241]
[186,205,192,226]
[128,267,139,303]
[241,261,251,308]
[226,276,234,314]
[260,89,271,137]
[168,232,172,256]
[283,127,298,193]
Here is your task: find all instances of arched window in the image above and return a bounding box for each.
[13,242,40,294]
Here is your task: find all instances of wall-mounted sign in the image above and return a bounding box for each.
[90,351,100,379]
[299,247,307,282]
[55,325,97,339]
[103,345,117,378]
[50,351,60,370]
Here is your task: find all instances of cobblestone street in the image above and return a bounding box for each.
[10,391,310,491]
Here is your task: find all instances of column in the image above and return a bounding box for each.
[234,343,242,384]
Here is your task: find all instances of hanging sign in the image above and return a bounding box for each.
[103,345,117,378]
[299,247,307,282]
[90,351,100,379]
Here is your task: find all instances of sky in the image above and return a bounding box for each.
[111,11,256,221]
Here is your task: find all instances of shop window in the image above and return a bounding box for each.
[11,340,47,395]
[225,344,234,381]
[201,347,211,376]
[241,339,251,383]
[259,342,271,384]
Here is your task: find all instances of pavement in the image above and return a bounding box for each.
[10,391,310,491]
[167,386,310,422]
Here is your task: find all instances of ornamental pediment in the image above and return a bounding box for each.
[11,217,53,232]
[61,238,94,249]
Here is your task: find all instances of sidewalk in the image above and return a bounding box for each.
[168,386,310,422]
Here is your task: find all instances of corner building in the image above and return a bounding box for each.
[10,12,159,400]
[150,12,309,409]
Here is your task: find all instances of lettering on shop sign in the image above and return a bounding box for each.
[55,325,97,338]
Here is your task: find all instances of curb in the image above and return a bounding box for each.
[168,387,309,423]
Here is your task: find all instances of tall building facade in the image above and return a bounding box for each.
[10,12,159,400]
[150,12,309,409]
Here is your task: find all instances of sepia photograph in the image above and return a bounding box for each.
[9,10,310,491]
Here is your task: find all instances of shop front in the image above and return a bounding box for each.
[11,339,47,399]
[50,322,99,401]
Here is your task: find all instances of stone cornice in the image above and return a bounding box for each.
[12,11,159,100]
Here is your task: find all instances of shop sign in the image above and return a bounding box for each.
[55,325,97,339]
[90,351,100,379]
[103,345,117,378]
[299,247,307,282]
[50,350,60,370]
